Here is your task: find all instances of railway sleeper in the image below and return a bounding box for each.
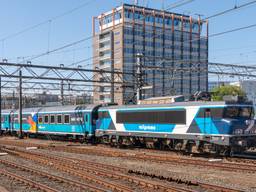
[0,159,106,192]
[0,169,58,192]
[128,169,242,192]
[4,147,187,191]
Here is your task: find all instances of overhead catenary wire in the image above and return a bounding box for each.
[25,35,93,62]
[126,20,256,52]
[0,0,95,42]
[64,56,256,86]
[165,0,195,10]
[16,1,256,64]
[210,23,256,38]
[3,0,255,66]
[11,0,256,65]
[66,58,253,80]
[8,0,198,64]
[5,45,92,63]
[0,58,249,98]
[55,20,256,71]
[3,0,256,94]
[116,0,256,57]
[203,0,256,20]
[5,2,255,100]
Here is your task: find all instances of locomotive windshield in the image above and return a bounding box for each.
[224,106,253,119]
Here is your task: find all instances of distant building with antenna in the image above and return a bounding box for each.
[92,3,208,105]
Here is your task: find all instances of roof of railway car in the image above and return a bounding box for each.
[1,109,14,114]
[99,101,253,110]
[1,104,101,114]
[13,107,42,114]
[38,104,97,113]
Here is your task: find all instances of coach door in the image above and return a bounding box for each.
[84,113,90,134]
[10,112,14,132]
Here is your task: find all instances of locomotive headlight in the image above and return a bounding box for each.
[245,120,252,125]
[238,140,244,146]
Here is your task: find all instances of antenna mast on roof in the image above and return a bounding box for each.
[146,0,149,7]
[162,0,165,10]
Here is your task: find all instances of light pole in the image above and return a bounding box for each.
[136,53,143,102]
[19,70,23,139]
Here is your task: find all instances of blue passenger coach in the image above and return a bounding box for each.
[37,105,99,138]
[1,109,12,132]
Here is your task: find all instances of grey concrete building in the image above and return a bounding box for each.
[92,4,208,105]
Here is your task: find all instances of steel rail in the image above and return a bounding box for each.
[1,140,255,173]
[128,170,242,192]
[2,146,196,192]
[39,144,256,173]
[2,148,133,192]
[0,169,58,192]
[0,158,106,192]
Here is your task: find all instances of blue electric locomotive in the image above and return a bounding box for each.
[96,101,255,154]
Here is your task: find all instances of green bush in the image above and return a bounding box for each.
[211,85,246,101]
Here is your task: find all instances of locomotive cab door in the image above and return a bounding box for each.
[203,108,211,134]
[203,108,219,134]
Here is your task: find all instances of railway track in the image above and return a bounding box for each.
[1,146,245,192]
[41,144,256,173]
[1,146,199,192]
[128,170,242,192]
[0,158,107,192]
[0,169,58,192]
[1,148,133,192]
[1,139,256,174]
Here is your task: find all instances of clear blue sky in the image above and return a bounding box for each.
[0,0,256,72]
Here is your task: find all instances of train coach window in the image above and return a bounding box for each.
[38,117,43,124]
[76,117,83,122]
[57,115,62,124]
[44,115,49,124]
[240,107,252,118]
[224,107,239,118]
[98,111,109,118]
[50,115,55,124]
[64,115,70,124]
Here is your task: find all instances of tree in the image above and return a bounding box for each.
[211,85,246,101]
